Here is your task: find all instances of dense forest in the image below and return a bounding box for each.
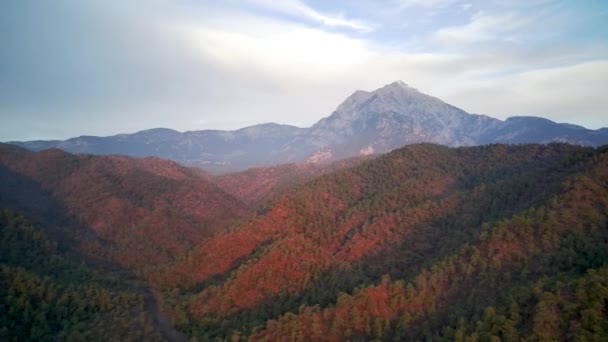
[0,209,165,340]
[1,143,607,340]
[0,144,247,273]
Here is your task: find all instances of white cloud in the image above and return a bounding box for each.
[179,21,371,77]
[441,60,608,129]
[434,10,529,44]
[242,0,373,31]
[460,3,473,11]
[397,0,460,8]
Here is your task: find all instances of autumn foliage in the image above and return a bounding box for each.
[155,143,608,340]
[0,145,248,272]
[2,142,608,340]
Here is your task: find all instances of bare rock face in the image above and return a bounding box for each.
[305,148,333,164]
[308,81,500,155]
[359,145,374,156]
[10,81,608,173]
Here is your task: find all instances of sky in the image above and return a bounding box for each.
[1,0,607,141]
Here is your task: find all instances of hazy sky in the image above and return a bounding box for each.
[1,0,607,141]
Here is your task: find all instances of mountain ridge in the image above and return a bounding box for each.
[9,81,608,172]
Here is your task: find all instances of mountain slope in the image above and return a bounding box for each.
[2,141,607,340]
[308,82,502,158]
[0,144,249,272]
[213,156,371,207]
[0,209,167,340]
[10,82,608,172]
[149,143,608,340]
[253,146,608,341]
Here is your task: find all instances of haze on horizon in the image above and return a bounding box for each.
[1,0,607,141]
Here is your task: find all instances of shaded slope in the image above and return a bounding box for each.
[0,209,165,340]
[0,144,249,272]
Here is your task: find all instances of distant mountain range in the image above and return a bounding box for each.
[10,81,608,172]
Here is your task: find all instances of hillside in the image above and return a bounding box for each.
[143,143,608,340]
[253,145,608,341]
[1,143,607,340]
[0,209,169,340]
[213,156,371,207]
[0,144,248,273]
[10,82,608,173]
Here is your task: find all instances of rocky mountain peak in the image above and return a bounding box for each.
[329,81,459,125]
[382,80,414,91]
[373,81,438,107]
[332,81,423,117]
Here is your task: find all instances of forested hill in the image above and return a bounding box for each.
[213,156,371,207]
[2,142,608,340]
[0,209,166,340]
[154,143,608,340]
[0,144,252,340]
[0,143,248,273]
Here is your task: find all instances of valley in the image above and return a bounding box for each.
[2,142,607,340]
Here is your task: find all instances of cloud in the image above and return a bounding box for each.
[434,10,529,44]
[397,0,460,8]
[0,0,607,141]
[172,11,608,130]
[242,0,373,31]
[179,17,373,78]
[441,60,608,129]
[460,3,473,11]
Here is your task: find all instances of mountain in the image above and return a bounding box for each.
[148,143,608,340]
[10,82,608,173]
[307,81,501,157]
[481,116,608,145]
[12,124,309,173]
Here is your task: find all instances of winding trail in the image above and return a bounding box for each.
[95,263,187,342]
[142,287,188,342]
